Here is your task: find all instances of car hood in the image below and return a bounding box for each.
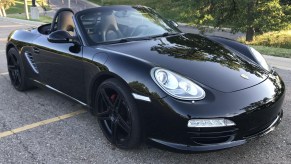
[100,33,269,93]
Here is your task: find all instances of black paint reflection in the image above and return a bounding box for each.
[242,72,284,113]
[129,81,160,99]
[150,34,266,78]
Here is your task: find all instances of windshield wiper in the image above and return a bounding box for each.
[101,36,151,44]
[100,33,180,45]
[150,32,181,39]
[118,36,152,43]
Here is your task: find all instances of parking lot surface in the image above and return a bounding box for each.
[0,21,291,164]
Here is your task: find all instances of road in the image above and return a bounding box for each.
[45,0,98,17]
[0,21,291,164]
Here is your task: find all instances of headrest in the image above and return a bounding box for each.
[100,14,119,31]
[57,11,75,32]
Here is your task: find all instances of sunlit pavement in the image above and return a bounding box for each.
[0,20,291,164]
[46,0,98,18]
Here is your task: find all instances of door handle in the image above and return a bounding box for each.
[33,47,40,54]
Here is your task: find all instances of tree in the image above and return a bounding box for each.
[0,0,14,17]
[179,0,291,41]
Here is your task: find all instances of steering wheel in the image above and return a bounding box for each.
[131,25,148,37]
[50,8,74,33]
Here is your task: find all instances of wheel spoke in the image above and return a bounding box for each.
[96,84,135,146]
[11,54,18,66]
[117,114,130,134]
[15,70,21,84]
[98,116,111,121]
[111,120,118,143]
[97,110,111,120]
[10,71,17,85]
[113,95,122,111]
[10,70,15,78]
[100,88,113,108]
[8,65,16,70]
[10,55,16,64]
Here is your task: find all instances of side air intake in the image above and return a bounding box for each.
[24,51,39,74]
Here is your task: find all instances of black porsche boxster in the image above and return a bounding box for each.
[6,6,285,152]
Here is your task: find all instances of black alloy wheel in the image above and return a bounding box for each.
[7,48,31,91]
[95,79,141,149]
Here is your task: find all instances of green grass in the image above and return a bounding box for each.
[252,45,291,58]
[7,13,52,23]
[239,30,291,49]
[6,0,52,23]
[6,0,51,14]
[238,30,291,58]
[6,1,25,14]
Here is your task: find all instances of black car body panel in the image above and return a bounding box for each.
[100,33,269,93]
[6,6,285,153]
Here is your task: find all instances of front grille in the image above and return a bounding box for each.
[188,126,238,145]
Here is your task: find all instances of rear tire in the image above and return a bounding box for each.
[94,78,141,149]
[7,48,33,91]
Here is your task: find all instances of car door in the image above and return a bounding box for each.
[32,35,86,103]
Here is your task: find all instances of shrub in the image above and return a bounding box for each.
[238,30,291,49]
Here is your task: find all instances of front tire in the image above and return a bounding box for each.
[7,48,32,91]
[94,78,141,149]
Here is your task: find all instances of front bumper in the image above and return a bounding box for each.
[135,71,285,153]
[148,110,283,153]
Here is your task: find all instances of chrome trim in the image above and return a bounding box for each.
[33,80,87,106]
[132,93,151,102]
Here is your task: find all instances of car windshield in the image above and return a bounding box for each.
[75,6,181,45]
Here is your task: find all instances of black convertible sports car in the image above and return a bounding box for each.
[6,6,285,152]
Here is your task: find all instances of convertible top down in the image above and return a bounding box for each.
[6,6,285,152]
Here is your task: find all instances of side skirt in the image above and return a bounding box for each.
[32,79,89,107]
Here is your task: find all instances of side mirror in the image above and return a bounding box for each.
[169,20,179,27]
[48,30,77,44]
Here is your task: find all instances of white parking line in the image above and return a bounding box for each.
[0,72,8,75]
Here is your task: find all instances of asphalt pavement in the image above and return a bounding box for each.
[45,0,98,17]
[0,20,291,164]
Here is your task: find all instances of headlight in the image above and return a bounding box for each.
[249,47,270,71]
[151,68,205,100]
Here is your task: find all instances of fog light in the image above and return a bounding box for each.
[188,119,236,128]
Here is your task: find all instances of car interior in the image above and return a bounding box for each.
[37,8,172,44]
[38,9,75,36]
[80,10,167,43]
[37,10,129,42]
